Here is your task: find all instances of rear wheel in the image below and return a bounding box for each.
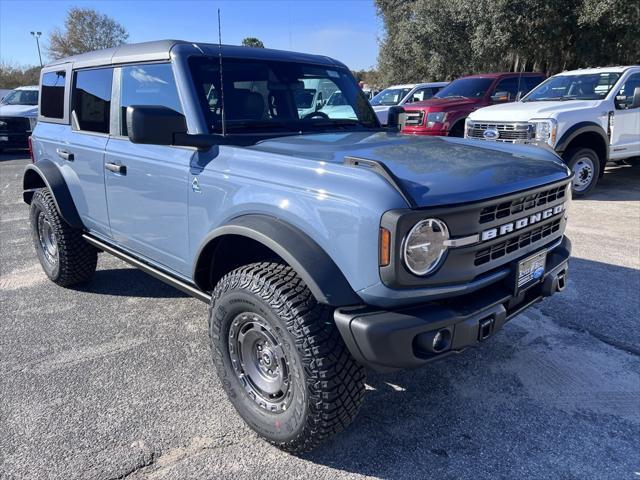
[208,261,365,453]
[564,147,601,197]
[29,188,97,286]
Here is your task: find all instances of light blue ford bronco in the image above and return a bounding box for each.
[24,40,572,452]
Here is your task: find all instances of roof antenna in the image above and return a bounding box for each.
[217,8,226,137]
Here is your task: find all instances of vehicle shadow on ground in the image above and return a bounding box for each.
[0,151,29,162]
[587,164,640,202]
[78,268,189,298]
[301,256,640,478]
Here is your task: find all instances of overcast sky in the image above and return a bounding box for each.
[0,0,382,69]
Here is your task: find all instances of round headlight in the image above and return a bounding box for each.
[403,218,449,276]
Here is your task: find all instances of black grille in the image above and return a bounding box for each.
[479,184,567,224]
[0,116,30,133]
[475,218,561,266]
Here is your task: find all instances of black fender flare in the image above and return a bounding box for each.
[555,121,609,160]
[193,214,362,307]
[22,160,85,229]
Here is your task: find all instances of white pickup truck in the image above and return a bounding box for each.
[465,66,640,196]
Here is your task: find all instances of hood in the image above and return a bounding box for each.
[469,100,601,122]
[250,131,569,207]
[405,97,482,111]
[0,104,38,117]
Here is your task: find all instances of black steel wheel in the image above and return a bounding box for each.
[209,261,365,453]
[29,188,97,286]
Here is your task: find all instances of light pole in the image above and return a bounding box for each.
[30,31,43,67]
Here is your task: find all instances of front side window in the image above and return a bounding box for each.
[41,71,66,119]
[434,78,494,99]
[523,72,622,102]
[1,90,38,106]
[370,87,412,106]
[493,77,520,100]
[72,68,113,134]
[120,63,182,135]
[189,57,378,134]
[615,73,640,109]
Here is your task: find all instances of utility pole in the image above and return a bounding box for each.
[30,31,43,67]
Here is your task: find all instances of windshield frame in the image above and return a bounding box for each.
[188,56,381,136]
[370,87,413,106]
[521,72,623,102]
[1,89,39,106]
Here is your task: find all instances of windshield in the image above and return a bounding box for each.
[434,78,493,99]
[1,89,38,106]
[326,91,347,106]
[370,87,412,106]
[189,57,379,134]
[523,73,622,102]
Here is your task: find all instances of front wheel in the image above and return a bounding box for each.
[564,147,601,197]
[208,262,366,453]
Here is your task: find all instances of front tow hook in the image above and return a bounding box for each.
[542,268,568,297]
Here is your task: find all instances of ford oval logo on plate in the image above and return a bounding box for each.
[483,128,500,140]
[533,266,545,280]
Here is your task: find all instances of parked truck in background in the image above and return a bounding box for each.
[0,85,39,152]
[465,66,640,196]
[370,82,448,125]
[401,73,545,137]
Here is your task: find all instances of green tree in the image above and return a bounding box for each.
[0,62,41,89]
[48,7,128,59]
[375,0,640,84]
[241,37,265,48]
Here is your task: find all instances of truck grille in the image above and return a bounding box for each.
[467,121,532,143]
[479,184,567,224]
[404,111,424,126]
[475,218,562,266]
[0,116,30,133]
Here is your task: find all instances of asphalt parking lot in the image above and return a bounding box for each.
[1,152,639,480]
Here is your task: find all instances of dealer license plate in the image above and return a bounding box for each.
[517,249,547,289]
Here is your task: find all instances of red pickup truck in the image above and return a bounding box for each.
[401,72,545,137]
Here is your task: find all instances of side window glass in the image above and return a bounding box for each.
[493,78,519,100]
[120,64,182,136]
[41,71,66,119]
[616,73,640,110]
[525,76,544,94]
[72,68,113,134]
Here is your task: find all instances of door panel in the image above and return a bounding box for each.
[610,73,640,159]
[104,139,192,275]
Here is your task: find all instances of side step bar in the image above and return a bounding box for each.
[82,234,210,303]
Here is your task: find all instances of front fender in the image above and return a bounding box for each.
[193,214,362,306]
[23,160,84,229]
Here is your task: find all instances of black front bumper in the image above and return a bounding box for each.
[0,117,31,150]
[335,236,571,372]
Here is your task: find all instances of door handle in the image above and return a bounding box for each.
[56,149,74,161]
[105,162,127,175]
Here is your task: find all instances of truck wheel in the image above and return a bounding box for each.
[29,188,97,286]
[208,261,365,453]
[564,147,601,197]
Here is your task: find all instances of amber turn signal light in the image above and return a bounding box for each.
[379,227,391,267]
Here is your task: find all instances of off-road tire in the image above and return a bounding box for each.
[29,188,97,286]
[563,147,601,197]
[208,261,366,453]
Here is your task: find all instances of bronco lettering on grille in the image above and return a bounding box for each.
[480,203,565,242]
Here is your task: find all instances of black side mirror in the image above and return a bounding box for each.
[127,105,187,145]
[631,87,640,109]
[387,105,405,130]
[126,105,216,150]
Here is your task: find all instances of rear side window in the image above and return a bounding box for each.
[41,71,66,119]
[120,64,182,136]
[72,68,113,134]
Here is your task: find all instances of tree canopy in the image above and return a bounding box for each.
[0,63,40,89]
[375,0,640,84]
[241,37,265,48]
[48,8,128,59]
